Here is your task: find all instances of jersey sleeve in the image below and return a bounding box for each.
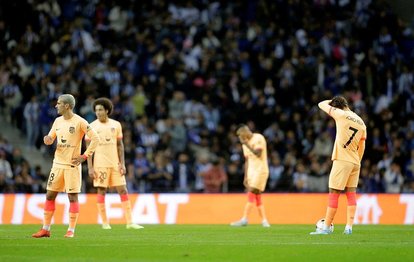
[81,119,99,158]
[318,100,345,120]
[117,121,123,140]
[48,119,57,140]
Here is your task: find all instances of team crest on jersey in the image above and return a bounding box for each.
[111,127,115,133]
[69,126,75,134]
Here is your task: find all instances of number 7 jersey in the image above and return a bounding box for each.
[329,108,367,164]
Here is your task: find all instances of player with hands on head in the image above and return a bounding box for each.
[86,97,143,230]
[310,96,367,235]
[32,94,100,238]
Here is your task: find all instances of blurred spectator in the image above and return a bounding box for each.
[0,149,13,184]
[292,162,310,192]
[14,162,37,193]
[267,152,284,192]
[384,162,404,193]
[147,152,173,192]
[173,152,194,193]
[23,95,40,150]
[200,157,227,193]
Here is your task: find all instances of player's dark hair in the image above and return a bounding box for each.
[329,96,348,110]
[93,97,113,115]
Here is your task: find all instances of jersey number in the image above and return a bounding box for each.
[343,127,358,148]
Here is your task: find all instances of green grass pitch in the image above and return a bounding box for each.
[1,225,413,262]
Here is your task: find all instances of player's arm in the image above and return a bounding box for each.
[117,138,126,175]
[318,100,333,114]
[243,158,248,189]
[358,133,366,161]
[243,142,262,157]
[44,121,57,145]
[318,99,345,119]
[85,140,95,178]
[84,125,99,158]
[72,121,100,166]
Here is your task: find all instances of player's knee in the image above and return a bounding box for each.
[255,194,262,206]
[346,191,357,206]
[68,193,78,202]
[247,192,256,203]
[328,193,340,208]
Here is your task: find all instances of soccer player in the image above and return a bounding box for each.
[230,124,270,227]
[86,97,143,230]
[32,94,100,238]
[310,96,367,235]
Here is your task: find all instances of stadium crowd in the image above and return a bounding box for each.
[1,0,414,194]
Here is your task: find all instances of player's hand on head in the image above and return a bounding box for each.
[239,137,247,144]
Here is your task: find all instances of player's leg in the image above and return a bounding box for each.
[33,167,64,238]
[230,191,255,226]
[94,168,111,229]
[344,187,356,234]
[64,166,82,238]
[251,178,271,227]
[344,165,360,234]
[255,192,270,227]
[311,161,352,235]
[323,188,341,230]
[32,190,58,238]
[97,187,110,229]
[65,193,79,238]
[112,167,143,229]
[115,185,144,229]
[324,161,354,229]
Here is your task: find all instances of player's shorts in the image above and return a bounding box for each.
[329,160,360,190]
[46,165,82,193]
[247,172,269,192]
[93,167,126,188]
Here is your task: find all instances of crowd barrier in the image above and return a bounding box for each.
[0,193,413,225]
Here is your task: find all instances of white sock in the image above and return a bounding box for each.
[345,225,352,230]
[68,228,75,233]
[42,225,50,231]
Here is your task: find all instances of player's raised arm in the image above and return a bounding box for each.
[318,99,346,119]
[318,100,333,114]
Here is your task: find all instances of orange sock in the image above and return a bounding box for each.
[97,195,108,224]
[69,202,79,231]
[325,193,340,226]
[120,194,132,224]
[44,200,55,229]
